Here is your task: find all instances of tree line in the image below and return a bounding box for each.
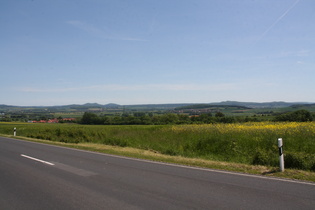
[79,110,313,125]
[273,109,313,122]
[80,112,238,125]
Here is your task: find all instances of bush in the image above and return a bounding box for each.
[162,148,178,156]
[274,110,313,122]
[252,150,277,166]
[284,152,313,170]
[102,138,128,147]
[1,122,314,171]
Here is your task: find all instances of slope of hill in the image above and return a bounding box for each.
[0,101,313,114]
[209,101,308,108]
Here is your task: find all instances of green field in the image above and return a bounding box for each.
[1,122,314,172]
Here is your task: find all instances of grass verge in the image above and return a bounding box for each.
[2,134,315,183]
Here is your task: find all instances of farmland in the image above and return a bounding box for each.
[1,121,314,172]
[1,101,315,123]
[1,102,315,181]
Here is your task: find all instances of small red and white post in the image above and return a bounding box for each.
[278,138,284,172]
[14,127,16,136]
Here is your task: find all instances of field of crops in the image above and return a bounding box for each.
[1,122,314,171]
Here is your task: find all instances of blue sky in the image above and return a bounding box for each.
[1,0,314,106]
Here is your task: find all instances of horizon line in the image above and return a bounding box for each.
[1,101,313,107]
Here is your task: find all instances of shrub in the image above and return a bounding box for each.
[162,148,178,156]
[252,150,277,166]
[285,152,309,170]
[102,138,128,147]
[274,110,313,122]
[1,122,314,171]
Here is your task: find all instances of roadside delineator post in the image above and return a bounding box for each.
[14,127,16,136]
[278,138,284,172]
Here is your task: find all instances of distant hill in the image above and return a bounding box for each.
[208,101,308,108]
[174,104,250,110]
[125,103,193,111]
[104,103,121,108]
[290,103,315,108]
[0,104,16,108]
[0,101,313,113]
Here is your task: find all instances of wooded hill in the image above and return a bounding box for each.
[1,101,315,122]
[1,101,312,112]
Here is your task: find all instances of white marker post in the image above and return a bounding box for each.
[14,127,16,136]
[278,138,284,172]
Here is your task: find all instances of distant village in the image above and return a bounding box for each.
[31,118,76,123]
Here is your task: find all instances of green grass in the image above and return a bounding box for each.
[1,133,314,182]
[0,122,314,177]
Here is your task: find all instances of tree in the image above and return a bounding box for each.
[274,110,313,122]
[81,112,99,124]
[215,112,225,118]
[133,112,146,118]
[198,113,213,123]
[160,113,179,124]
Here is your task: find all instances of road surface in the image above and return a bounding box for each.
[0,136,314,209]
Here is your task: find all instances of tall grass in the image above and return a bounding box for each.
[1,122,314,170]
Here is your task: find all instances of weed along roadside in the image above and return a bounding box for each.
[0,122,315,182]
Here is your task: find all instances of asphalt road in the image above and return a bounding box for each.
[0,136,314,210]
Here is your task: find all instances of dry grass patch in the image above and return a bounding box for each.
[2,134,315,183]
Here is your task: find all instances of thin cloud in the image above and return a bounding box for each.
[19,87,85,93]
[17,83,238,93]
[278,49,310,58]
[66,20,147,42]
[259,0,300,40]
[147,84,237,91]
[67,20,104,35]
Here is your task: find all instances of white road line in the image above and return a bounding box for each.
[52,162,97,177]
[14,138,314,186]
[21,154,55,166]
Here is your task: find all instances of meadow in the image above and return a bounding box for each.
[0,122,314,171]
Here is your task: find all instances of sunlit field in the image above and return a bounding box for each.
[1,122,314,171]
